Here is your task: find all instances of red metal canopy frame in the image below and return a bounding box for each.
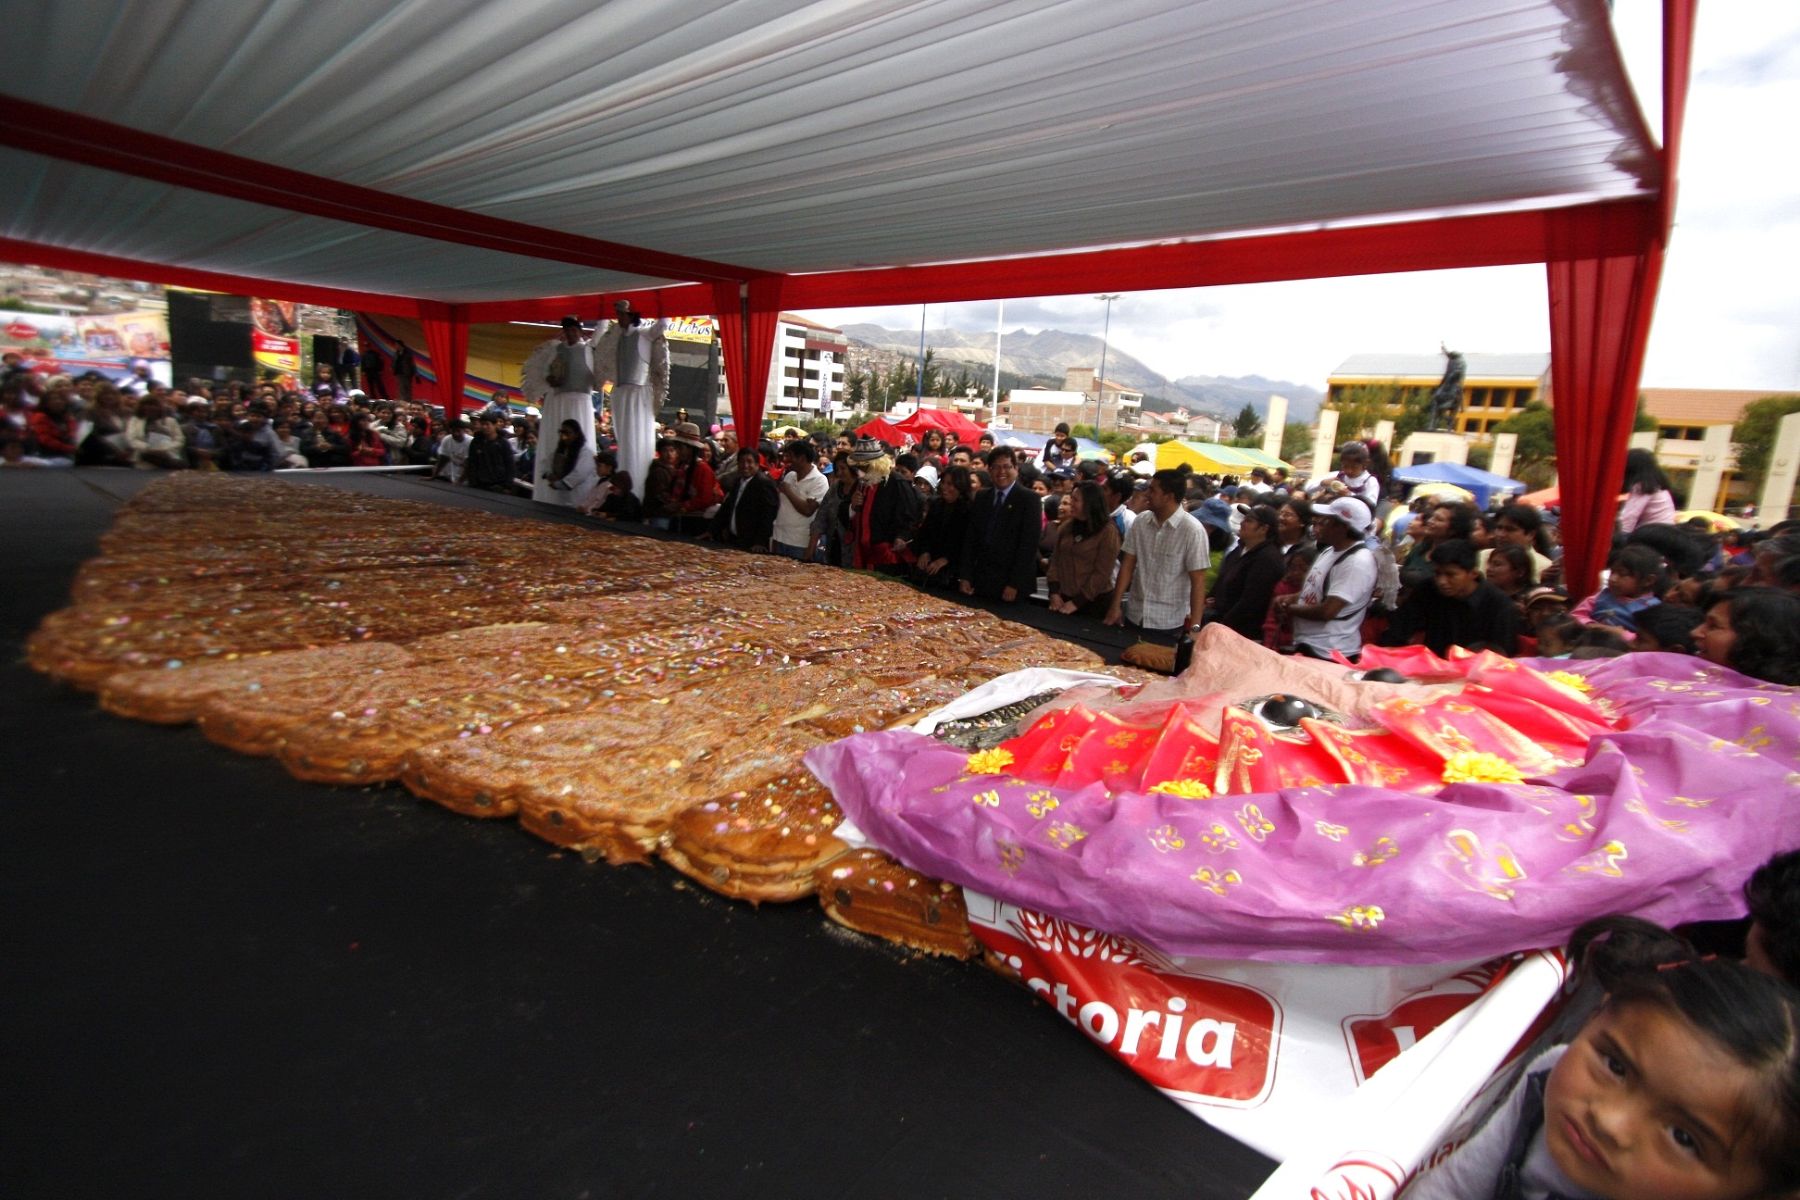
[0,0,1693,599]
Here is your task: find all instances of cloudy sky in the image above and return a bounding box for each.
[797,2,1800,394]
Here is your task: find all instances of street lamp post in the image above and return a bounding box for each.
[1094,293,1120,434]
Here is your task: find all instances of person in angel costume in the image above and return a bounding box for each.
[591,299,669,501]
[521,316,600,506]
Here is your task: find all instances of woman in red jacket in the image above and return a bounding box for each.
[27,390,79,460]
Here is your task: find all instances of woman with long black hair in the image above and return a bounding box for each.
[1618,447,1678,533]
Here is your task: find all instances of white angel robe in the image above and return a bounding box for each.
[521,337,599,507]
[593,318,669,500]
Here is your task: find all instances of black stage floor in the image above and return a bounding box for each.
[0,470,1274,1200]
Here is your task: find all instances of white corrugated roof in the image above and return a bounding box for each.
[0,0,1656,302]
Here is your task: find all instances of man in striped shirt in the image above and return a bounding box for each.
[1104,469,1210,640]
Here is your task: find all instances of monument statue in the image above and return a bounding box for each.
[1427,344,1465,432]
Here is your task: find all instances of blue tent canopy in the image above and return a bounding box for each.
[1391,461,1526,510]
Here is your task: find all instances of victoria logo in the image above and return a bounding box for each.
[978,911,1280,1106]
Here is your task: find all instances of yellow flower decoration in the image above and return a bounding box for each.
[1441,751,1525,785]
[1544,670,1593,694]
[964,747,1015,775]
[1149,778,1213,799]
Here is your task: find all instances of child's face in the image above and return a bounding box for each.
[1543,1001,1769,1200]
[1609,568,1648,599]
[1282,557,1311,588]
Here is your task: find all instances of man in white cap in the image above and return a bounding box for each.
[592,299,669,502]
[520,316,598,506]
[1274,496,1378,660]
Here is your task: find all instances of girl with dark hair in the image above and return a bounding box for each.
[348,412,389,467]
[542,419,587,490]
[1407,915,1800,1200]
[1691,586,1800,686]
[1574,544,1666,632]
[1484,542,1534,608]
[1632,604,1701,655]
[917,428,946,465]
[1401,501,1478,591]
[1619,447,1678,533]
[1045,481,1121,615]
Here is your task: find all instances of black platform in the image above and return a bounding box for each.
[0,470,1274,1200]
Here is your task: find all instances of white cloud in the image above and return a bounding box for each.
[801,4,1800,396]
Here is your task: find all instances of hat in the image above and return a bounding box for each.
[849,436,889,463]
[669,421,708,450]
[185,396,209,407]
[524,405,540,418]
[560,314,582,328]
[313,383,334,395]
[1236,503,1281,530]
[914,463,940,488]
[347,388,365,398]
[1522,586,1569,609]
[1319,496,1372,532]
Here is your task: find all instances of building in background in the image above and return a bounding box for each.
[999,366,1143,432]
[1326,353,1551,436]
[1637,387,1772,510]
[766,313,847,420]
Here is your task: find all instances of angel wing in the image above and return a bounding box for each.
[520,339,560,403]
[648,321,671,404]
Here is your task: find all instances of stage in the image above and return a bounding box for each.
[0,469,1272,1199]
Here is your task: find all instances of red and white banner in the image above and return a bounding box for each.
[966,892,1565,1182]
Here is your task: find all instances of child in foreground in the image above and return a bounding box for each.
[1404,917,1800,1200]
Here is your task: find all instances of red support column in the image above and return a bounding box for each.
[420,306,470,422]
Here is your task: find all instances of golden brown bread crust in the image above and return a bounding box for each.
[659,774,849,903]
[814,849,977,959]
[397,703,679,818]
[512,730,822,862]
[98,643,415,725]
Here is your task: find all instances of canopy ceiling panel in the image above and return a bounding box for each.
[0,0,1656,297]
[0,150,663,304]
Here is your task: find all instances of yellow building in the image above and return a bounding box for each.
[1637,387,1773,510]
[1326,353,1550,436]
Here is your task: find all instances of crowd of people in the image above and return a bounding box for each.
[7,358,1797,686]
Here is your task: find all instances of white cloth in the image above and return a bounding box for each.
[1121,506,1210,629]
[1293,541,1378,655]
[593,319,669,501]
[773,464,829,546]
[1335,468,1382,516]
[534,390,598,507]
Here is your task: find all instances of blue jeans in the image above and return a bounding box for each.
[772,541,809,561]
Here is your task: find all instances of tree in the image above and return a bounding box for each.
[1492,402,1558,489]
[1279,421,1311,463]
[1231,402,1263,440]
[1731,394,1800,492]
[1326,384,1408,441]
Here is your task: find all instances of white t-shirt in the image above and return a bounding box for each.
[1293,541,1378,655]
[773,465,829,547]
[436,434,470,483]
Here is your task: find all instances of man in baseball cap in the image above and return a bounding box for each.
[1273,496,1378,660]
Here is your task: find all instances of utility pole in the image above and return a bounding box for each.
[1094,294,1120,434]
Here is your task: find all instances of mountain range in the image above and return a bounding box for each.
[839,323,1322,424]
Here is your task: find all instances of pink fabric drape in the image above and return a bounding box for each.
[420,307,470,421]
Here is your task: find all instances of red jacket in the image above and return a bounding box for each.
[28,410,78,456]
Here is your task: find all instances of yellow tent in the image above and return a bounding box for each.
[1156,440,1262,474]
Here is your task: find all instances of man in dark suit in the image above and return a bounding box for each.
[706,447,780,550]
[959,445,1042,602]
